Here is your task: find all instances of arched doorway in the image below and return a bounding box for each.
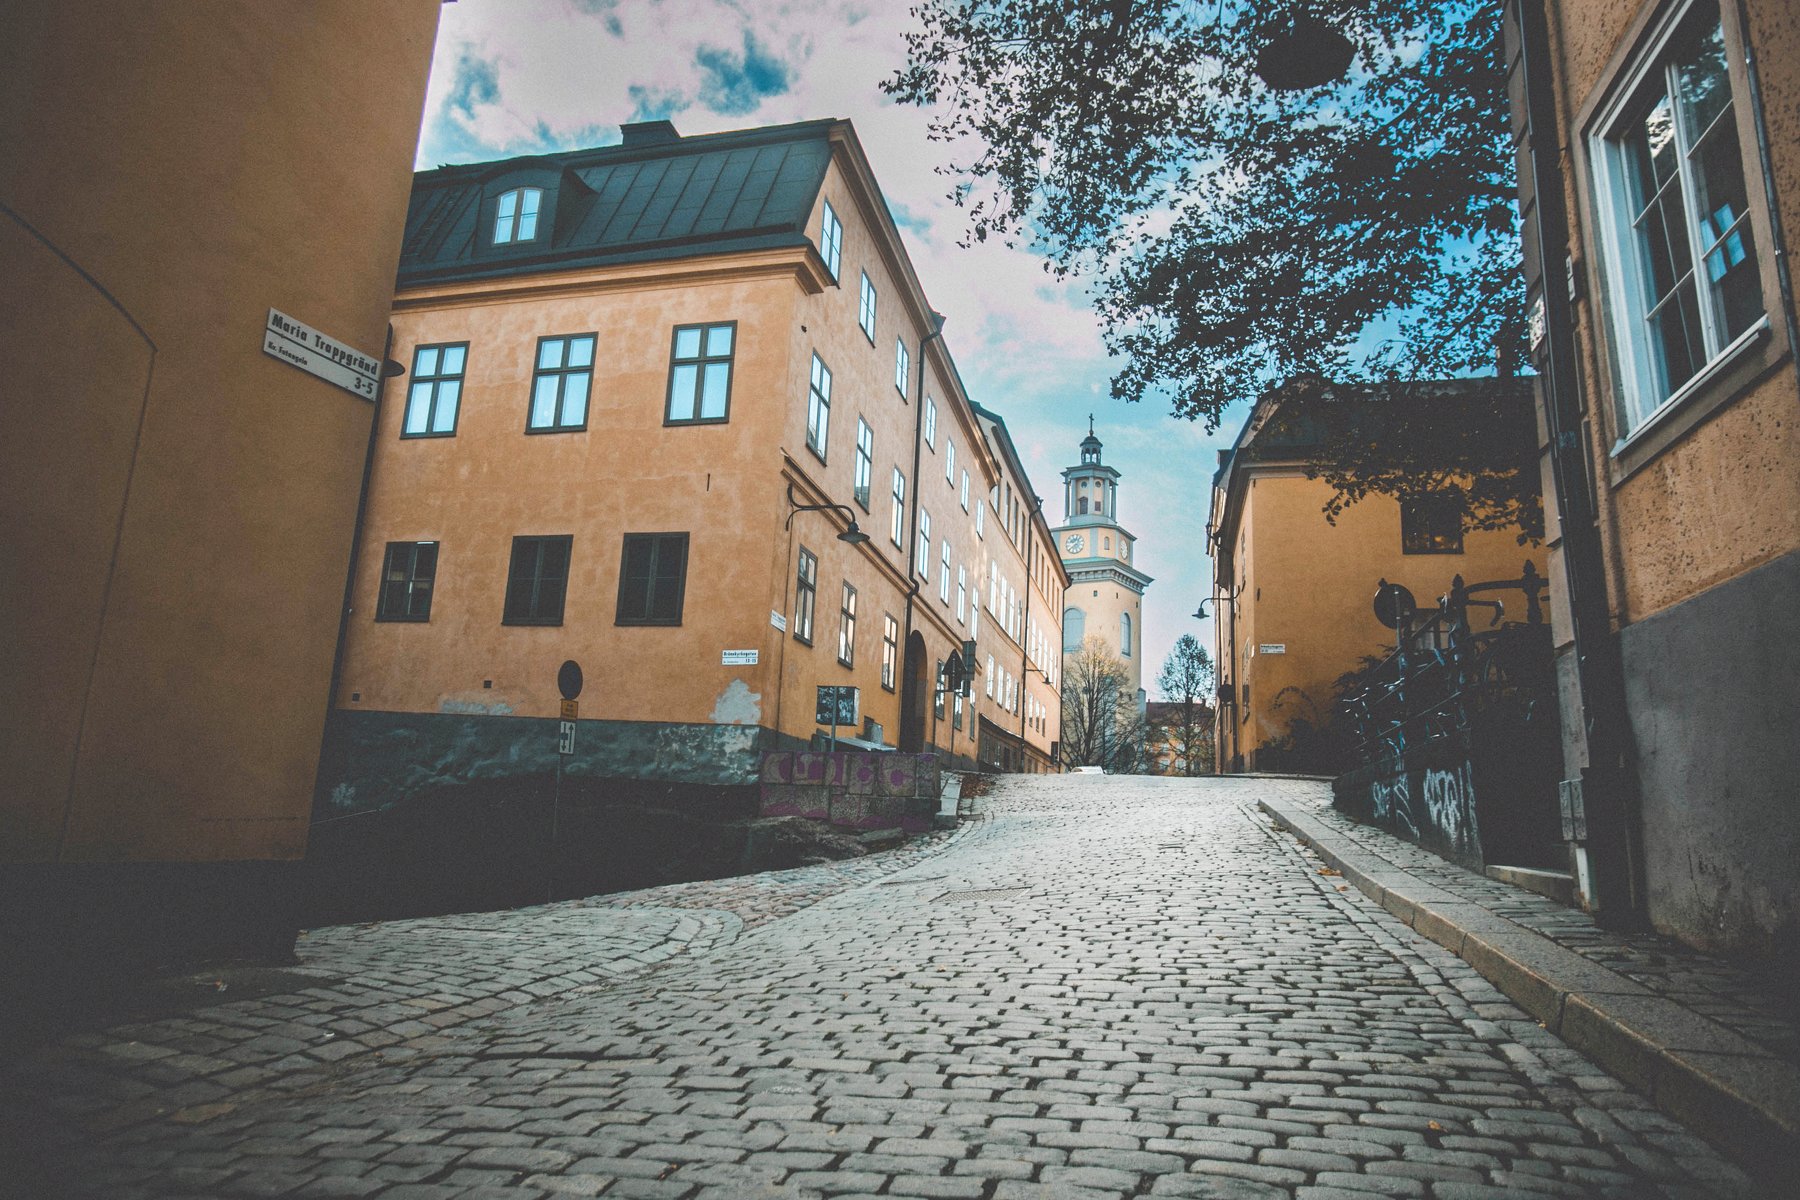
[899,630,928,752]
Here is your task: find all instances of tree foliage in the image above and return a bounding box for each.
[1060,635,1147,773]
[1153,635,1215,775]
[884,0,1524,429]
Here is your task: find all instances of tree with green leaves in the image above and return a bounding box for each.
[1154,634,1215,775]
[887,1,1532,530]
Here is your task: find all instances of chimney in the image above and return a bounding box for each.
[620,120,680,148]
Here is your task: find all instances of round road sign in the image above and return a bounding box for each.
[557,659,584,701]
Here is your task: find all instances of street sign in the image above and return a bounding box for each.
[557,659,583,701]
[1258,643,1287,655]
[815,685,859,728]
[262,308,380,400]
[1373,581,1417,630]
[721,649,759,666]
[769,609,787,631]
[560,699,579,720]
[557,720,576,756]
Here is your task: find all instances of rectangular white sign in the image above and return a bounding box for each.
[1258,643,1287,655]
[557,720,576,756]
[263,307,381,400]
[769,609,787,631]
[721,649,759,666]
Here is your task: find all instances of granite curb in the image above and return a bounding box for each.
[1259,794,1800,1193]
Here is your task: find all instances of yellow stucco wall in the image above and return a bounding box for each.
[1219,470,1546,766]
[0,1,440,863]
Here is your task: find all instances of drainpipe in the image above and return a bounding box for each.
[902,317,945,749]
[1514,0,1645,927]
[1730,0,1800,397]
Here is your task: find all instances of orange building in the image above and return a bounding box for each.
[0,1,441,977]
[1508,0,1799,958]
[1207,380,1547,773]
[318,119,1062,818]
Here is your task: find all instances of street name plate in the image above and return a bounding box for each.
[721,649,759,665]
[1258,643,1287,655]
[769,609,787,631]
[263,308,380,400]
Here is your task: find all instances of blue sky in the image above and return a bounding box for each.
[416,0,1251,683]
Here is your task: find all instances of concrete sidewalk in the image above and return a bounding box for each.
[1259,790,1800,1191]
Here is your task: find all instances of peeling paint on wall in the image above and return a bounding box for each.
[710,678,762,725]
[438,697,516,716]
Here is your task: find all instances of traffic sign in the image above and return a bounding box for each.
[557,659,583,701]
[557,720,576,756]
[560,699,579,721]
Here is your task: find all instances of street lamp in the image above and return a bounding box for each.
[1254,11,1356,91]
[784,482,870,544]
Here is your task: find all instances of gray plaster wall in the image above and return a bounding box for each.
[1621,548,1800,968]
[315,710,802,818]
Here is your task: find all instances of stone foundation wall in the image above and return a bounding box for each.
[759,751,941,833]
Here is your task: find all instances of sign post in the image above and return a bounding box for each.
[550,660,583,903]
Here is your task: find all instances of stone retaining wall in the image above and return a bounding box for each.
[759,751,941,832]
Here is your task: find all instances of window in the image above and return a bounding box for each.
[493,187,542,244]
[402,342,467,437]
[956,565,967,623]
[945,439,956,483]
[806,352,832,460]
[528,334,594,432]
[794,547,817,644]
[986,654,995,698]
[891,468,907,546]
[934,660,946,719]
[1121,612,1132,658]
[895,338,910,395]
[939,538,951,603]
[503,535,571,626]
[1401,494,1464,554]
[837,583,858,666]
[858,272,878,342]
[1064,606,1086,652]
[976,499,985,538]
[960,469,970,511]
[615,533,688,625]
[854,419,873,509]
[1591,2,1764,434]
[924,398,937,448]
[881,614,899,691]
[666,323,734,424]
[819,199,843,280]
[917,510,931,579]
[376,541,437,621]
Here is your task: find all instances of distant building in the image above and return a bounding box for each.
[1053,423,1153,704]
[1507,0,1799,961]
[0,1,441,979]
[318,119,1061,818]
[1206,379,1546,774]
[1145,700,1215,776]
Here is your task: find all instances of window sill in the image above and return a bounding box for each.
[1610,316,1772,478]
[400,430,458,440]
[374,614,431,623]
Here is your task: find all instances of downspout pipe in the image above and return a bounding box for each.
[1730,0,1800,397]
[902,317,946,747]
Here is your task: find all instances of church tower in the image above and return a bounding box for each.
[1054,419,1153,703]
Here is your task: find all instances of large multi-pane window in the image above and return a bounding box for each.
[493,187,541,244]
[960,469,970,511]
[881,614,898,691]
[891,468,907,546]
[528,334,594,432]
[1591,2,1763,434]
[615,533,688,625]
[794,547,817,644]
[503,535,571,626]
[854,419,873,509]
[956,565,967,624]
[376,541,437,621]
[924,398,937,448]
[819,199,843,280]
[403,343,467,437]
[837,583,858,666]
[895,338,910,395]
[806,352,832,459]
[939,538,951,603]
[666,323,735,424]
[917,510,931,579]
[858,272,878,341]
[945,439,955,484]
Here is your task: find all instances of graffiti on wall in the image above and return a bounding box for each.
[1420,762,1479,860]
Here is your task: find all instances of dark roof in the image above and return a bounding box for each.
[398,119,839,288]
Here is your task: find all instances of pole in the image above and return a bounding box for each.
[548,753,561,904]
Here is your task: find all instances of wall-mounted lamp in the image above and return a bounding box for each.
[785,482,870,544]
[1191,601,1210,621]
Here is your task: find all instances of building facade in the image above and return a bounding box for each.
[1507,0,1799,963]
[1206,381,1547,774]
[1054,425,1153,703]
[318,119,1059,818]
[0,0,442,979]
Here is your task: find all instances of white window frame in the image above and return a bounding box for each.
[891,468,906,547]
[939,538,952,603]
[854,418,873,509]
[806,352,832,461]
[924,398,937,449]
[1586,0,1768,445]
[960,469,970,511]
[819,199,843,281]
[917,510,931,580]
[895,338,910,395]
[494,187,542,245]
[945,439,956,484]
[858,272,878,342]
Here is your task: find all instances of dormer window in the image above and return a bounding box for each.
[494,187,542,245]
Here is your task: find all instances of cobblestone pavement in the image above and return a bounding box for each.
[1,775,1765,1199]
[1269,785,1798,1068]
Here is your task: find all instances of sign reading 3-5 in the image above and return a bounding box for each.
[262,308,381,400]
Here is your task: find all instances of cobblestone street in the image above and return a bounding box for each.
[2,776,1765,1199]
